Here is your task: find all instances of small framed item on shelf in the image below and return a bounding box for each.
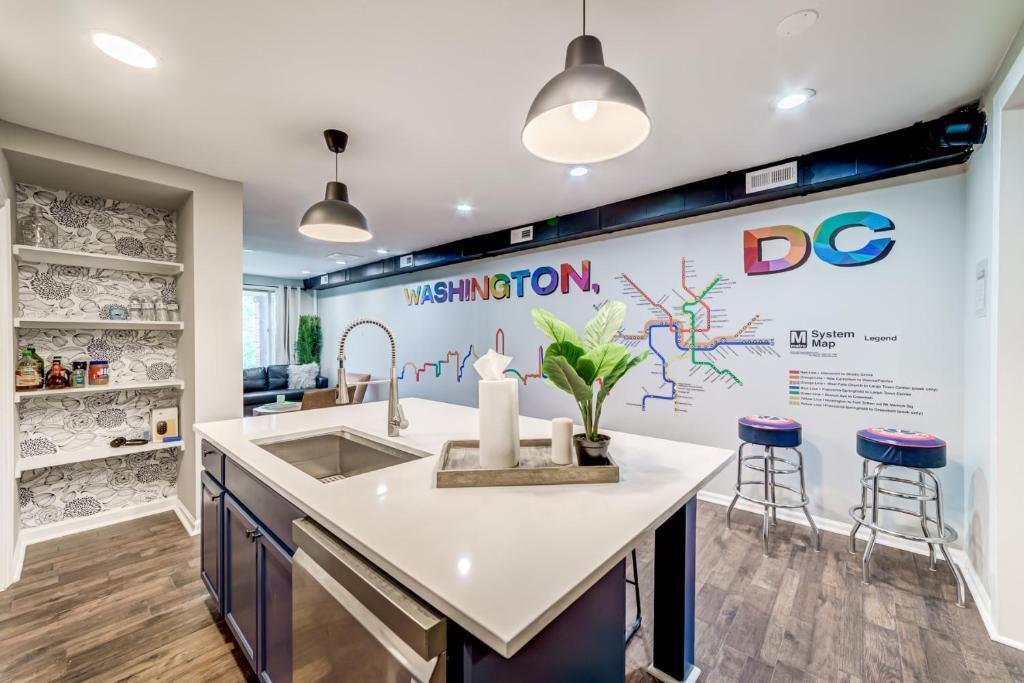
[108,305,129,321]
[151,407,179,443]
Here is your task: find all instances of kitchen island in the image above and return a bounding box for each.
[195,398,734,682]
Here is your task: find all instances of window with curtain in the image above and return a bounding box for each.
[242,287,277,368]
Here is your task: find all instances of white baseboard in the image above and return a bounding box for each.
[8,538,25,587]
[697,490,1024,652]
[17,497,177,547]
[173,497,199,536]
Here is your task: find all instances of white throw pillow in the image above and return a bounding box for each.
[287,363,319,390]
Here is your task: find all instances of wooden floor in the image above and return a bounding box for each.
[1,504,1021,682]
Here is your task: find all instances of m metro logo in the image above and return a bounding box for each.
[790,330,808,349]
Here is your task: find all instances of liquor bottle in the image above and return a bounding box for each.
[26,347,44,388]
[44,356,70,389]
[16,351,40,392]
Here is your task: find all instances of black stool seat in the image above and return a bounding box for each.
[856,428,946,469]
[738,415,802,448]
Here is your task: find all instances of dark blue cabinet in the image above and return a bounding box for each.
[224,493,260,671]
[202,446,296,683]
[200,472,224,612]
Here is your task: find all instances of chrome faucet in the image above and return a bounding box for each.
[336,318,408,437]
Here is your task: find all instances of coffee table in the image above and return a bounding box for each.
[253,401,301,416]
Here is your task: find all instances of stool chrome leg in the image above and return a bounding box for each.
[768,447,778,527]
[918,471,938,571]
[726,443,745,529]
[795,448,822,551]
[761,447,771,556]
[625,548,643,643]
[928,470,967,608]
[850,459,869,554]
[861,464,884,585]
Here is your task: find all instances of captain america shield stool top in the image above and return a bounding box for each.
[727,416,822,556]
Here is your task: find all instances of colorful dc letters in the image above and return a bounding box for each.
[743,211,895,275]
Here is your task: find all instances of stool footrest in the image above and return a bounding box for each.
[849,504,959,545]
[734,483,811,509]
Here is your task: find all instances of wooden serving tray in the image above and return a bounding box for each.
[436,438,619,488]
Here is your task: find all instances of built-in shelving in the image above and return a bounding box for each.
[13,245,184,276]
[16,440,184,476]
[14,379,185,403]
[14,317,184,331]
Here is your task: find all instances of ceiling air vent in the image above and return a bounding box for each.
[510,226,534,244]
[745,161,798,194]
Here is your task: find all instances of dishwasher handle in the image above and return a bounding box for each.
[292,518,447,661]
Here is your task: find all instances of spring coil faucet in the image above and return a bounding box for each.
[336,318,408,436]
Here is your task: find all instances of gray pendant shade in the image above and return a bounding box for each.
[298,180,372,243]
[522,34,650,164]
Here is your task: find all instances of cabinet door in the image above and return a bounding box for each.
[224,494,260,670]
[258,532,293,683]
[200,473,224,611]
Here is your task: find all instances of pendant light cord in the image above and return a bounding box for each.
[335,152,339,182]
[582,0,586,35]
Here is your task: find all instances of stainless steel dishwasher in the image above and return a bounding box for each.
[292,519,447,682]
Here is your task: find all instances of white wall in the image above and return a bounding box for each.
[318,172,967,528]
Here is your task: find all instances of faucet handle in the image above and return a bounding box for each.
[395,403,409,429]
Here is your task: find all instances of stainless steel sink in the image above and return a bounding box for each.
[259,431,417,483]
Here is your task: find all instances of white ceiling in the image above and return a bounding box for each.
[2,1,1022,279]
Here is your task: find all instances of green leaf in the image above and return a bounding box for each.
[545,341,584,367]
[583,301,626,351]
[531,308,582,347]
[542,353,593,404]
[597,350,649,403]
[579,343,628,382]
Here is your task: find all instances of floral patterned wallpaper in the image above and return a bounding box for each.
[15,182,176,260]
[14,183,183,531]
[16,328,176,384]
[19,450,180,529]
[18,263,177,320]
[18,388,179,457]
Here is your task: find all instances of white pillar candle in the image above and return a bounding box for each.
[478,378,520,468]
[551,417,574,465]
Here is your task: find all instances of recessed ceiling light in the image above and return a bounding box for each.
[776,10,819,38]
[243,249,253,253]
[569,166,589,177]
[91,32,158,69]
[775,89,815,110]
[376,248,389,254]
[456,203,473,213]
[301,270,311,274]
[335,260,347,265]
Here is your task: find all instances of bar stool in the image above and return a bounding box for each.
[727,415,821,555]
[848,427,966,607]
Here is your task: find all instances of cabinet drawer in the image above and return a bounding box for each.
[223,456,303,553]
[201,440,225,483]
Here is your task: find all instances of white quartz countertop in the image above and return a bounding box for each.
[195,398,734,657]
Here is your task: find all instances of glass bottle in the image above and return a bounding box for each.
[44,356,69,389]
[26,347,45,388]
[71,361,87,387]
[16,351,40,392]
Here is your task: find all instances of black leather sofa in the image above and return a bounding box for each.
[243,365,329,415]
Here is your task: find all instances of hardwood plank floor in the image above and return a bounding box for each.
[2,504,1021,682]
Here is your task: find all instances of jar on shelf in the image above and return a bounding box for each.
[166,303,180,322]
[128,299,143,320]
[155,301,169,322]
[71,361,87,388]
[140,301,156,322]
[18,217,59,249]
[88,360,109,385]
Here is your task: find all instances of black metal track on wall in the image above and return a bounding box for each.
[303,104,986,292]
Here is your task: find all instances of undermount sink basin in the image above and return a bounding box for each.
[259,431,417,483]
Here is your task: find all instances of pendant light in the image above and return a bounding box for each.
[522,0,650,164]
[298,129,372,243]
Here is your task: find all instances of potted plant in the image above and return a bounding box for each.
[296,315,323,366]
[532,302,648,465]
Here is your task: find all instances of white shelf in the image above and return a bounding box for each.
[16,440,184,476]
[15,379,185,403]
[14,317,184,331]
[13,245,184,276]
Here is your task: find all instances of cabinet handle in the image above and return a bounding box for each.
[207,492,221,502]
[245,527,262,542]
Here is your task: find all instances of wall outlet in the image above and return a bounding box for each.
[511,226,534,245]
[399,254,414,268]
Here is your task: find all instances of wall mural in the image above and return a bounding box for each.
[19,449,180,529]
[15,182,176,260]
[16,328,177,383]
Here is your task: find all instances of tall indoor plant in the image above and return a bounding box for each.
[532,301,648,464]
[295,314,323,366]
